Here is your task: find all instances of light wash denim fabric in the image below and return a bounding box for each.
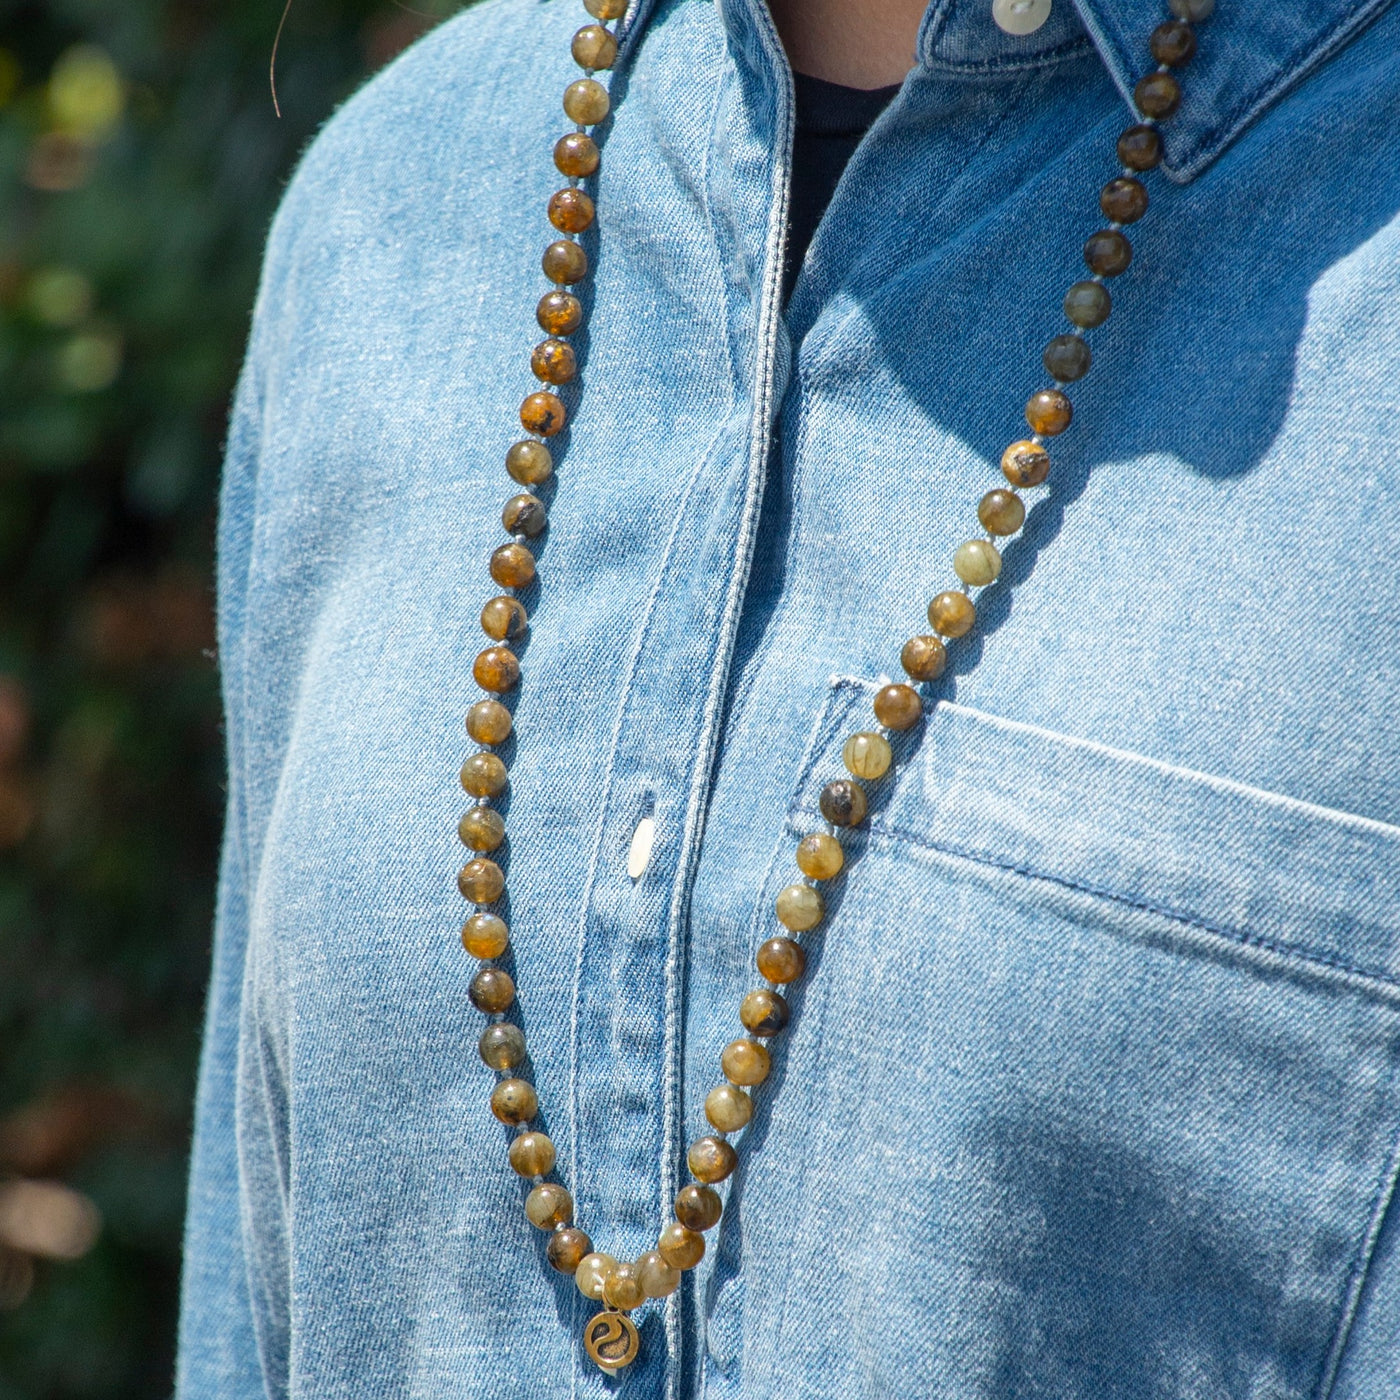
[176,0,1400,1394]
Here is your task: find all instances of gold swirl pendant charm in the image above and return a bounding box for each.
[584,1309,640,1371]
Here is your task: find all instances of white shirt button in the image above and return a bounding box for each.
[992,0,1052,35]
[627,816,656,880]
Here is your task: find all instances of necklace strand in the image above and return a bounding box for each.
[454,0,1215,1372]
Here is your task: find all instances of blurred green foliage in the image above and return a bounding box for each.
[0,2,459,1393]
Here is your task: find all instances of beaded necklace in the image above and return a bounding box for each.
[455,0,1214,1373]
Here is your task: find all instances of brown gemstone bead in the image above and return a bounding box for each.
[756,936,806,983]
[1100,176,1148,224]
[1064,280,1112,328]
[843,731,892,780]
[490,1076,536,1123]
[819,779,867,827]
[637,1250,680,1298]
[929,589,977,637]
[469,965,515,1014]
[542,239,588,285]
[536,291,583,339]
[1043,334,1091,383]
[479,1022,526,1072]
[1168,0,1213,19]
[575,1252,616,1300]
[721,1037,771,1087]
[1000,441,1050,489]
[572,23,618,70]
[603,1261,645,1311]
[520,391,566,438]
[506,438,553,485]
[1025,389,1072,436]
[466,699,513,746]
[901,635,947,683]
[585,0,626,17]
[1136,71,1181,119]
[978,488,1025,536]
[658,1221,705,1270]
[688,1134,738,1183]
[546,1227,592,1274]
[460,751,508,798]
[509,1130,556,1178]
[675,1184,724,1231]
[954,539,1001,588]
[525,1182,573,1230]
[740,988,790,1037]
[547,187,595,234]
[503,493,548,537]
[563,77,610,125]
[458,857,505,904]
[462,911,510,959]
[474,645,520,692]
[873,682,921,730]
[1117,123,1162,171]
[553,132,600,178]
[1151,20,1196,65]
[1084,230,1132,278]
[795,832,843,881]
[490,543,536,589]
[704,1083,752,1132]
[481,595,528,643]
[530,338,576,385]
[775,883,823,932]
[458,805,505,853]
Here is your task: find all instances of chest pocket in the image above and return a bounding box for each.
[702,677,1400,1400]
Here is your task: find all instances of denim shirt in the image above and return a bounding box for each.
[176,0,1400,1394]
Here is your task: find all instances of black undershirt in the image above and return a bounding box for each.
[783,72,901,303]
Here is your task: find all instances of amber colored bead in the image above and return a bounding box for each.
[491,1076,536,1123]
[572,23,618,70]
[1043,334,1091,383]
[1100,176,1148,225]
[480,595,527,643]
[479,1022,526,1072]
[542,239,588,285]
[530,338,576,385]
[929,589,977,637]
[1117,123,1162,171]
[490,543,536,589]
[978,488,1025,537]
[460,750,508,798]
[459,805,505,853]
[705,1083,753,1132]
[688,1134,738,1183]
[1064,282,1111,331]
[547,1228,592,1274]
[503,493,548,538]
[603,1261,645,1311]
[466,699,513,746]
[509,1130,556,1178]
[463,911,510,959]
[740,988,790,1038]
[658,1222,705,1270]
[776,883,823,932]
[1000,441,1050,489]
[795,832,843,881]
[585,0,627,17]
[756,936,806,984]
[536,291,583,339]
[458,857,505,904]
[1168,0,1212,19]
[901,635,947,683]
[843,731,892,780]
[575,1251,616,1298]
[547,187,595,235]
[525,1182,573,1230]
[637,1249,680,1298]
[469,965,515,1013]
[520,391,566,438]
[721,1037,770,1087]
[819,779,867,827]
[554,131,600,178]
[563,77,610,125]
[1135,71,1181,119]
[873,682,921,730]
[954,539,1002,588]
[1025,388,1072,436]
[675,1184,723,1231]
[1084,230,1132,278]
[506,437,554,485]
